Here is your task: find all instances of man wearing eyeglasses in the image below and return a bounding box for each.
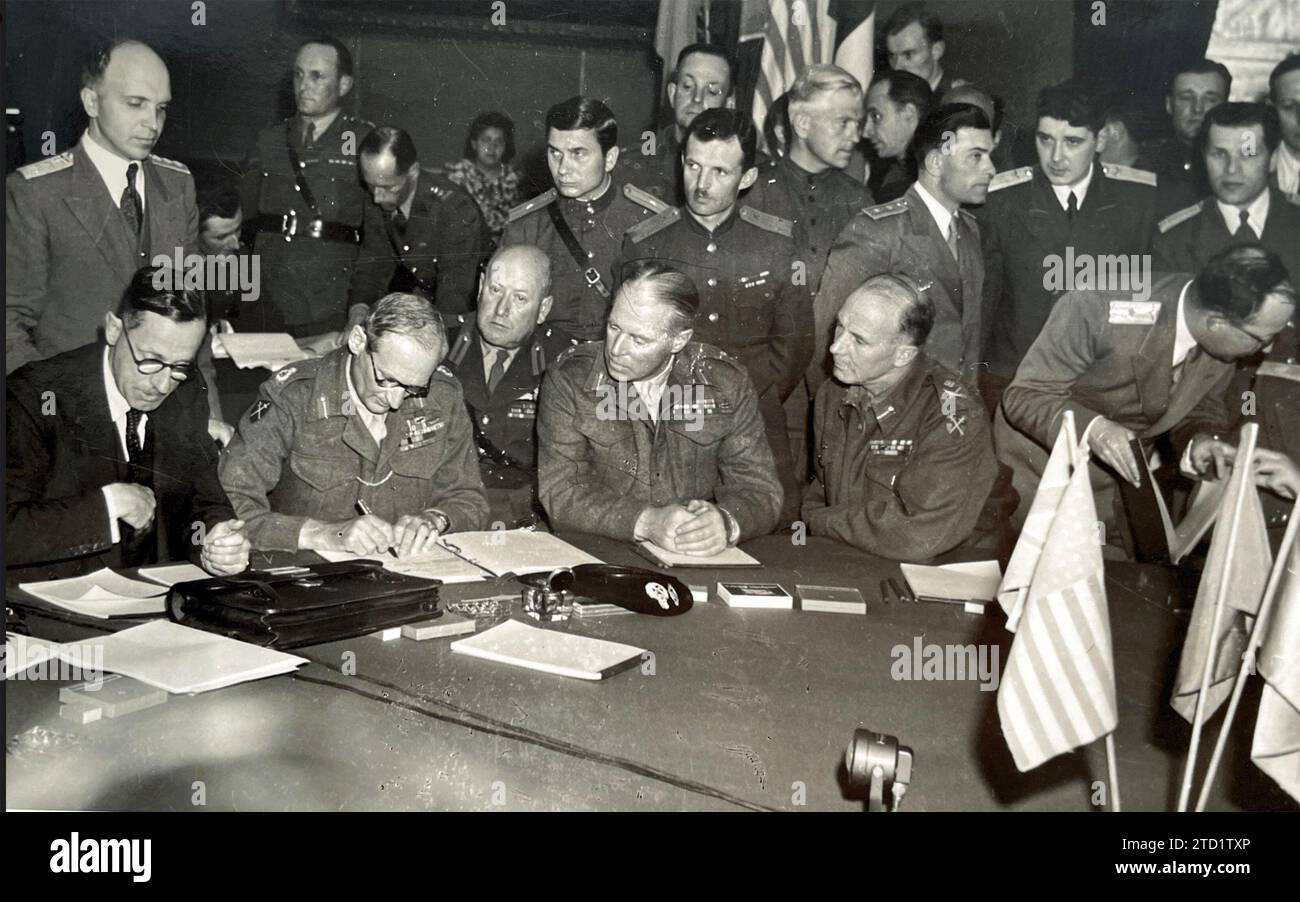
[6,266,249,581]
[220,292,489,558]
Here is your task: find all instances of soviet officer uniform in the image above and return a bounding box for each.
[218,347,489,551]
[621,124,682,206]
[978,161,1157,408]
[1153,188,1300,283]
[620,204,814,527]
[242,112,374,335]
[499,179,666,341]
[1250,322,1300,548]
[350,166,492,316]
[803,355,999,561]
[443,322,576,526]
[537,341,783,543]
[1145,133,1205,218]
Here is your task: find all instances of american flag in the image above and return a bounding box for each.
[998,456,1118,772]
[752,0,875,154]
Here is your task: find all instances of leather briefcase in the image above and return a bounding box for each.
[167,560,441,649]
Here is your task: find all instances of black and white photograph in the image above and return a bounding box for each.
[3,0,1299,878]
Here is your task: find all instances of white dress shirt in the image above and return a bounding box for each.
[632,358,674,423]
[1215,189,1270,239]
[1050,162,1094,211]
[100,347,148,543]
[913,180,955,242]
[1272,142,1300,196]
[480,340,520,388]
[82,130,146,213]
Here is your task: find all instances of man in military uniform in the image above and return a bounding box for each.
[619,109,812,526]
[6,40,197,374]
[881,2,965,99]
[349,126,490,322]
[1146,59,1231,217]
[862,71,931,204]
[1246,317,1300,549]
[623,43,735,206]
[538,260,782,552]
[979,81,1157,413]
[804,274,999,561]
[241,37,373,336]
[1271,55,1300,198]
[219,293,489,556]
[816,104,995,392]
[443,246,574,527]
[997,245,1294,557]
[500,96,666,342]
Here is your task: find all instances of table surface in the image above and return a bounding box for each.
[6,534,1295,812]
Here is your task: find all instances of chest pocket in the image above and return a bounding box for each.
[289,452,357,491]
[576,415,638,477]
[391,417,447,477]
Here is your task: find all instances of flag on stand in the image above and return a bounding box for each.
[1252,535,1300,803]
[654,0,711,100]
[998,456,1118,772]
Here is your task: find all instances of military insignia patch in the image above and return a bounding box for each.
[868,438,913,457]
[400,415,446,451]
[275,366,297,382]
[508,399,538,419]
[1108,301,1161,324]
[250,399,271,422]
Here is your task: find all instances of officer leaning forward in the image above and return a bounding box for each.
[242,37,373,337]
[500,96,666,342]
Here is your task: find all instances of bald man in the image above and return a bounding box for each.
[7,40,198,373]
[803,274,1000,561]
[442,245,575,526]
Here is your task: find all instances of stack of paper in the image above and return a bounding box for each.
[634,541,761,569]
[19,568,168,618]
[450,619,644,680]
[4,632,59,679]
[214,332,313,371]
[315,546,490,583]
[138,563,210,586]
[900,560,1002,614]
[438,531,602,577]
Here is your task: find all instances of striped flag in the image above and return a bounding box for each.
[752,0,874,153]
[998,455,1118,772]
[1252,535,1300,803]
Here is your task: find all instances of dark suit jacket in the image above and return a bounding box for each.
[6,343,234,580]
[6,140,197,373]
[1152,188,1300,282]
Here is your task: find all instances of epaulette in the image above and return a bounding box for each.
[269,359,317,388]
[682,342,739,386]
[988,166,1033,193]
[626,206,681,243]
[148,153,191,175]
[1101,162,1157,187]
[739,205,794,238]
[17,151,74,180]
[862,197,909,220]
[343,114,377,131]
[623,182,669,214]
[533,327,575,376]
[553,341,597,368]
[445,329,472,367]
[1157,201,1204,234]
[433,364,457,381]
[506,189,556,223]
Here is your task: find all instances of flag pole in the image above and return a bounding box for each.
[1194,496,1300,811]
[1177,423,1259,811]
[1105,732,1122,811]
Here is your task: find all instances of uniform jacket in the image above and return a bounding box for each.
[537,341,783,542]
[5,140,197,373]
[500,178,665,340]
[804,354,998,561]
[6,343,233,580]
[619,204,813,403]
[979,160,1157,379]
[815,183,984,386]
[1146,133,1205,218]
[241,113,374,329]
[350,167,492,315]
[218,348,489,551]
[743,154,875,294]
[1249,323,1300,534]
[1152,188,1300,281]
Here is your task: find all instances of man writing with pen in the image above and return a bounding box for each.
[219,292,489,557]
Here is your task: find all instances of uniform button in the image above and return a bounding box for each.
[587,251,595,259]
[706,242,717,253]
[294,185,301,191]
[708,312,720,323]
[481,415,490,425]
[299,162,306,169]
[707,278,717,287]
[586,205,594,214]
[403,245,411,252]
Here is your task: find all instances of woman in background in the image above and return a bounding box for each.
[445,111,521,242]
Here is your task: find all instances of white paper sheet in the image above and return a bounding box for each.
[19,568,168,618]
[138,563,211,586]
[215,333,313,370]
[450,619,644,680]
[315,547,490,583]
[900,560,1003,602]
[438,530,602,576]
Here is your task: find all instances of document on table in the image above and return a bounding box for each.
[899,560,1003,603]
[214,332,313,371]
[450,619,644,680]
[438,530,602,576]
[138,563,211,586]
[4,633,60,679]
[315,547,491,583]
[634,541,761,569]
[18,568,168,618]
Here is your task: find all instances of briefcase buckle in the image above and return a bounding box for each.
[306,218,324,239]
[282,210,298,241]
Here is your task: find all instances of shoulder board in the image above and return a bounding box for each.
[1157,201,1204,234]
[862,198,909,220]
[433,364,457,381]
[1101,162,1157,187]
[738,205,794,237]
[623,182,669,214]
[147,153,191,175]
[269,361,315,387]
[626,206,681,243]
[553,342,597,368]
[343,116,377,132]
[507,189,557,223]
[446,329,472,367]
[17,151,74,180]
[988,166,1033,193]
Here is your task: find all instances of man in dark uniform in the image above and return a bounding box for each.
[1246,318,1300,547]
[241,37,373,337]
[804,274,998,561]
[6,40,197,374]
[7,267,248,581]
[816,104,995,392]
[862,71,931,204]
[1146,59,1231,217]
[537,260,782,552]
[349,126,490,323]
[979,81,1157,413]
[619,109,812,528]
[219,293,489,556]
[623,43,735,206]
[443,246,574,527]
[500,96,666,342]
[881,2,964,99]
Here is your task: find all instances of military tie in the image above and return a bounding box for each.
[391,209,408,232]
[946,218,960,261]
[125,408,145,464]
[121,163,142,236]
[486,348,508,396]
[1171,345,1201,387]
[303,120,316,147]
[1236,209,1259,242]
[122,408,152,564]
[1066,191,1078,222]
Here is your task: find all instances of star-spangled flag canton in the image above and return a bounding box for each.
[998,462,1118,772]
